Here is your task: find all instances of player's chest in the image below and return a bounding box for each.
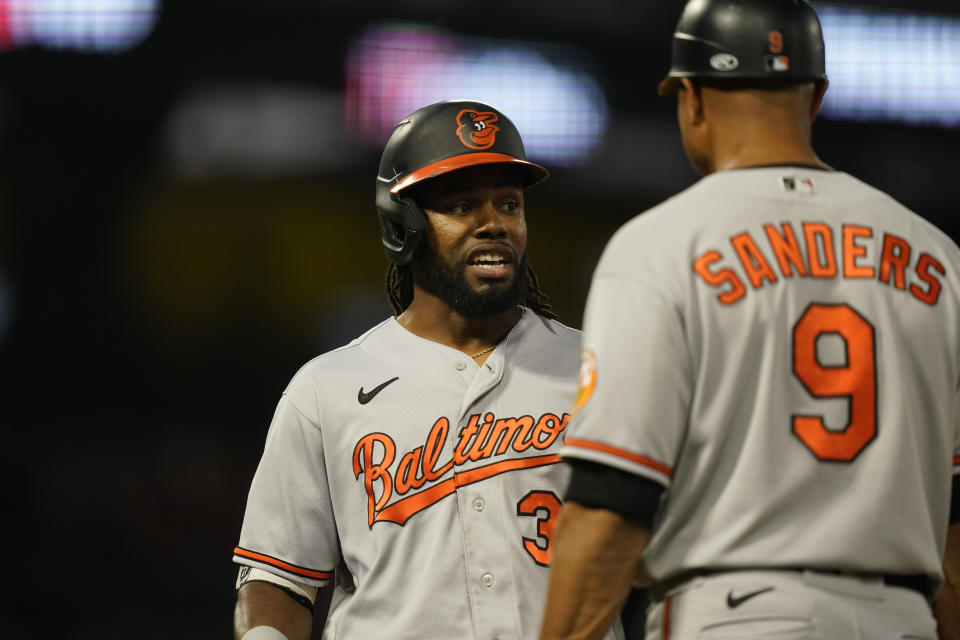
[325,368,573,489]
[328,371,573,528]
[334,375,572,456]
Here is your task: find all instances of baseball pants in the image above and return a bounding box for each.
[644,569,936,639]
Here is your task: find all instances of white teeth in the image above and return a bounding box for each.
[472,252,506,265]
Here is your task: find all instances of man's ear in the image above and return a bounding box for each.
[679,77,705,126]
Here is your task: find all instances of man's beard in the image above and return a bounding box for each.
[414,245,529,318]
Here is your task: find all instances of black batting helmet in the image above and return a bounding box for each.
[658,0,827,96]
[375,100,549,265]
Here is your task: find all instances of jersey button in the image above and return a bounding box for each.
[454,361,467,371]
[481,573,494,588]
[473,498,485,512]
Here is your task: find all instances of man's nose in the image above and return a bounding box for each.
[473,202,508,236]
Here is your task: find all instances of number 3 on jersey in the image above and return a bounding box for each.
[792,303,877,462]
[516,490,562,566]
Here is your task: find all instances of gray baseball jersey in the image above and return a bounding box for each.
[561,167,960,591]
[234,311,623,639]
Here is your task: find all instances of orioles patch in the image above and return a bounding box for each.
[456,109,499,149]
[572,349,597,416]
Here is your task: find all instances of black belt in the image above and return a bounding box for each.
[648,568,932,602]
[881,572,932,597]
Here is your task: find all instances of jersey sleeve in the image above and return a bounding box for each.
[561,271,693,489]
[233,393,338,588]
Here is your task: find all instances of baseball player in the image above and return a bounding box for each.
[539,1,960,639]
[231,100,624,640]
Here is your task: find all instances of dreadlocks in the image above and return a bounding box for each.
[386,261,557,320]
[386,262,416,316]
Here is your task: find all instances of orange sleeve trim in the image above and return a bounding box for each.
[953,456,960,466]
[233,547,333,580]
[390,153,542,193]
[564,437,673,478]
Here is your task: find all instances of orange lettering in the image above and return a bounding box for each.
[764,222,807,278]
[422,417,453,481]
[352,433,396,527]
[693,250,746,304]
[395,447,425,494]
[467,413,496,461]
[732,232,777,289]
[518,491,563,566]
[769,30,784,53]
[513,415,539,452]
[454,414,480,465]
[910,252,945,306]
[479,415,535,458]
[879,233,911,290]
[532,413,568,450]
[803,222,837,278]
[355,412,570,526]
[375,456,560,525]
[793,304,876,462]
[842,225,874,279]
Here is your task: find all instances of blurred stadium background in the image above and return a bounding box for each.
[1,0,958,636]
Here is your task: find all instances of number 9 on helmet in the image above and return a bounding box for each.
[658,0,827,96]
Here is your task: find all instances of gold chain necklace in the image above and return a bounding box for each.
[470,344,497,359]
[469,308,522,359]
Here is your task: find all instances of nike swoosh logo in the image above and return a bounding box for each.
[726,586,774,608]
[358,377,399,405]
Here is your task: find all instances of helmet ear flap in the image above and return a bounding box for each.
[376,187,426,266]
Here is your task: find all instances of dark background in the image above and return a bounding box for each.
[1,1,958,637]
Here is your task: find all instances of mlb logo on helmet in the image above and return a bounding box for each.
[764,55,790,72]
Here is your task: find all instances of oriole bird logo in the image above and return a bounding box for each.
[456,109,500,149]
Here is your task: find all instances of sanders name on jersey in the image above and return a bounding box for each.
[694,221,947,306]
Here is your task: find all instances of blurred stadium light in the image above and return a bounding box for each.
[162,85,364,179]
[0,0,158,52]
[344,23,610,167]
[817,3,960,128]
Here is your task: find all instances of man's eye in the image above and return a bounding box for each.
[502,200,520,211]
[450,202,472,214]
